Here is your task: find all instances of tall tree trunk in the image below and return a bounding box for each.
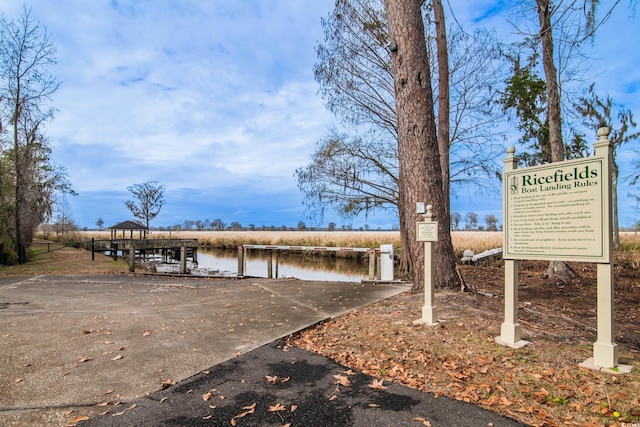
[537,0,563,163]
[397,195,412,276]
[433,0,450,215]
[612,157,620,250]
[537,0,575,279]
[384,0,461,292]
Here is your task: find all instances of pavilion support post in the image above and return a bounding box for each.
[129,247,135,273]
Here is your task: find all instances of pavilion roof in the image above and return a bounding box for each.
[109,220,148,230]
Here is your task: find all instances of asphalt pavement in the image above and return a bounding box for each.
[0,274,527,426]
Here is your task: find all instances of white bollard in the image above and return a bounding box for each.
[379,244,394,281]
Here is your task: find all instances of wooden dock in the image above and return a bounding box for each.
[87,238,199,262]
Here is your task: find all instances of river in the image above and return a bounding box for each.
[195,248,368,282]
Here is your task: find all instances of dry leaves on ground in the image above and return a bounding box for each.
[288,261,640,427]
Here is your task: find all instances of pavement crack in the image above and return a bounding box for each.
[250,282,330,318]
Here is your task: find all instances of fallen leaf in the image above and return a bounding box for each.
[266,375,290,385]
[412,417,432,426]
[143,330,152,336]
[111,355,123,361]
[269,404,286,412]
[333,375,350,387]
[202,391,214,401]
[104,389,115,395]
[77,356,93,363]
[329,395,337,401]
[15,378,24,384]
[369,403,380,407]
[96,402,109,407]
[369,378,388,390]
[69,415,90,423]
[290,405,298,412]
[203,415,212,420]
[231,403,256,426]
[499,396,513,406]
[104,340,114,345]
[160,379,174,388]
[160,397,168,403]
[126,404,136,411]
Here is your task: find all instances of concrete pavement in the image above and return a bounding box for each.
[0,274,526,426]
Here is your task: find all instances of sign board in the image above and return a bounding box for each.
[503,156,609,262]
[417,222,438,242]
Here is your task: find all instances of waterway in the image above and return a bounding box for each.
[195,248,369,282]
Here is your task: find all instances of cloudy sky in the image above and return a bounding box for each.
[1,1,638,230]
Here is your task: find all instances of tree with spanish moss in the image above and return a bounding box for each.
[0,7,68,264]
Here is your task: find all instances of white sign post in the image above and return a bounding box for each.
[500,127,631,373]
[414,204,439,326]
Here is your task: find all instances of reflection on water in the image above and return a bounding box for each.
[197,248,368,282]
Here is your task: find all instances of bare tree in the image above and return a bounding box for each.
[125,181,165,229]
[450,212,461,231]
[575,84,640,249]
[300,0,505,275]
[384,0,461,291]
[0,7,63,263]
[485,214,499,231]
[507,0,623,278]
[464,212,478,231]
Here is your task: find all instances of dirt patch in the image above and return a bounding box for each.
[289,260,640,427]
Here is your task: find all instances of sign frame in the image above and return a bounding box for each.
[416,221,438,242]
[503,156,610,263]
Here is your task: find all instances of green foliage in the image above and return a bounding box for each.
[499,44,551,166]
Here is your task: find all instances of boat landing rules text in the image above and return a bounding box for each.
[504,157,609,262]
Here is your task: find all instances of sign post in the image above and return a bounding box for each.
[414,204,439,326]
[500,127,631,372]
[496,147,529,348]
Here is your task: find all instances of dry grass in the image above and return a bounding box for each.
[0,247,129,276]
[77,230,505,252]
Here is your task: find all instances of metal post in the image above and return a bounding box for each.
[91,238,95,261]
[267,251,273,278]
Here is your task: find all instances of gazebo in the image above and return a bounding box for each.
[108,220,148,239]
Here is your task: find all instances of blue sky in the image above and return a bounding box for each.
[1,1,638,230]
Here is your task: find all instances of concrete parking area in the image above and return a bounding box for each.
[0,274,410,426]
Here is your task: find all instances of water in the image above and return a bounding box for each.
[195,248,369,282]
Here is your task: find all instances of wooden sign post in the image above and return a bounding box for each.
[414,204,439,326]
[500,128,631,373]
